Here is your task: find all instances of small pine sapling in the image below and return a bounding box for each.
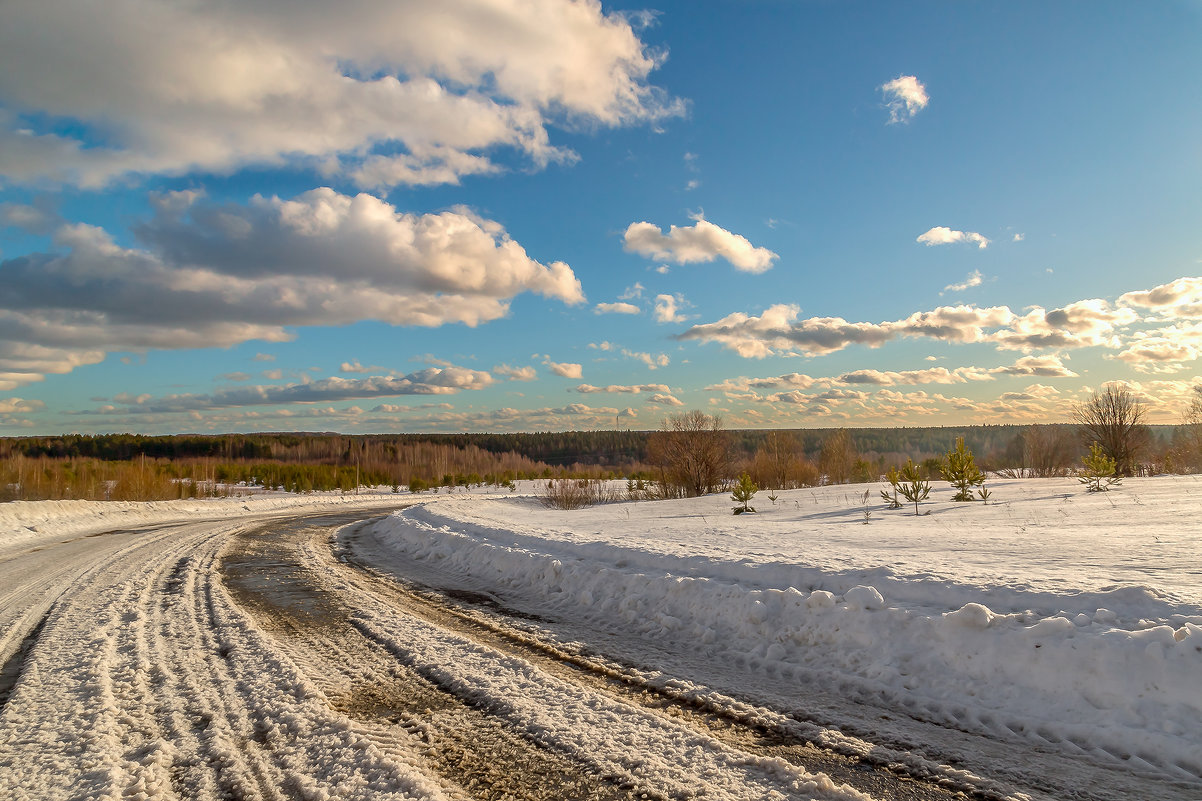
[767,488,779,505]
[977,486,992,503]
[1079,443,1122,492]
[731,472,758,514]
[894,459,931,515]
[941,436,985,502]
[880,466,903,509]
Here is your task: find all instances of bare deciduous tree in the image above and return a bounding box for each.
[1022,425,1075,477]
[647,410,729,497]
[1179,386,1202,472]
[818,428,858,485]
[1073,385,1149,477]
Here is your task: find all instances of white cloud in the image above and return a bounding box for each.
[942,269,984,294]
[262,369,284,380]
[1117,276,1202,319]
[574,383,670,394]
[880,75,929,123]
[541,356,583,378]
[623,215,777,273]
[0,189,584,387]
[494,364,538,382]
[992,299,1136,351]
[619,282,645,300]
[588,341,616,351]
[594,301,641,315]
[1111,322,1202,372]
[0,397,45,414]
[85,367,494,414]
[653,293,690,323]
[0,0,682,188]
[679,295,1139,360]
[253,353,276,362]
[1013,233,1025,242]
[340,360,382,374]
[621,349,670,369]
[917,227,990,249]
[647,393,684,406]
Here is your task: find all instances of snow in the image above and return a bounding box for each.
[0,490,414,557]
[363,476,1202,786]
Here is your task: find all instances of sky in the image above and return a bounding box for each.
[1,0,1201,435]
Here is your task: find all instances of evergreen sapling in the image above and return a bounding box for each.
[941,436,985,502]
[731,472,758,514]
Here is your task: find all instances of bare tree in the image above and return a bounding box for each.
[1073,385,1149,477]
[647,410,730,497]
[1178,386,1202,472]
[818,428,858,485]
[1022,425,1075,477]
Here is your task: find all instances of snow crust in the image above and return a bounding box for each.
[367,477,1202,785]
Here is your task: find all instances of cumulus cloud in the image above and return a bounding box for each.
[992,299,1137,351]
[89,367,493,414]
[918,227,990,249]
[705,373,816,394]
[622,349,670,369]
[647,393,684,406]
[942,269,984,294]
[1118,276,1202,319]
[679,304,1010,358]
[541,356,583,378]
[0,201,59,235]
[594,301,641,315]
[992,355,1078,378]
[340,360,383,374]
[0,189,583,387]
[1111,323,1202,372]
[0,0,681,188]
[574,383,670,394]
[494,363,538,381]
[0,397,45,414]
[653,293,691,324]
[880,75,929,123]
[623,215,777,273]
[679,296,1138,360]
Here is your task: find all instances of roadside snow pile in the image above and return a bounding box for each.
[0,491,409,556]
[366,477,1202,784]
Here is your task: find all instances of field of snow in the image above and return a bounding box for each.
[365,476,1202,787]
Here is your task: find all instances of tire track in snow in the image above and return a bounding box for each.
[0,514,455,801]
[222,514,972,801]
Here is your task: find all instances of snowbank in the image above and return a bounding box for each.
[365,477,1202,785]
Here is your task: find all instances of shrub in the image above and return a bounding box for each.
[941,437,985,502]
[541,478,618,509]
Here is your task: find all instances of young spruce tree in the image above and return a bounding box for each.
[941,436,985,502]
[731,472,758,514]
[1079,443,1122,492]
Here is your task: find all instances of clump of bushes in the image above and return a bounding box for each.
[540,478,620,509]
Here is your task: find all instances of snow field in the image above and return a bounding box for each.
[366,477,1202,786]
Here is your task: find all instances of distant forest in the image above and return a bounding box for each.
[0,424,1181,473]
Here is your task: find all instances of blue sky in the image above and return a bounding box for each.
[1,0,1200,434]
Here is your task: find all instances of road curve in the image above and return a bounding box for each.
[0,507,1190,800]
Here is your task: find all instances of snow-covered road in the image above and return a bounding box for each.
[1,482,1199,800]
[0,502,943,800]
